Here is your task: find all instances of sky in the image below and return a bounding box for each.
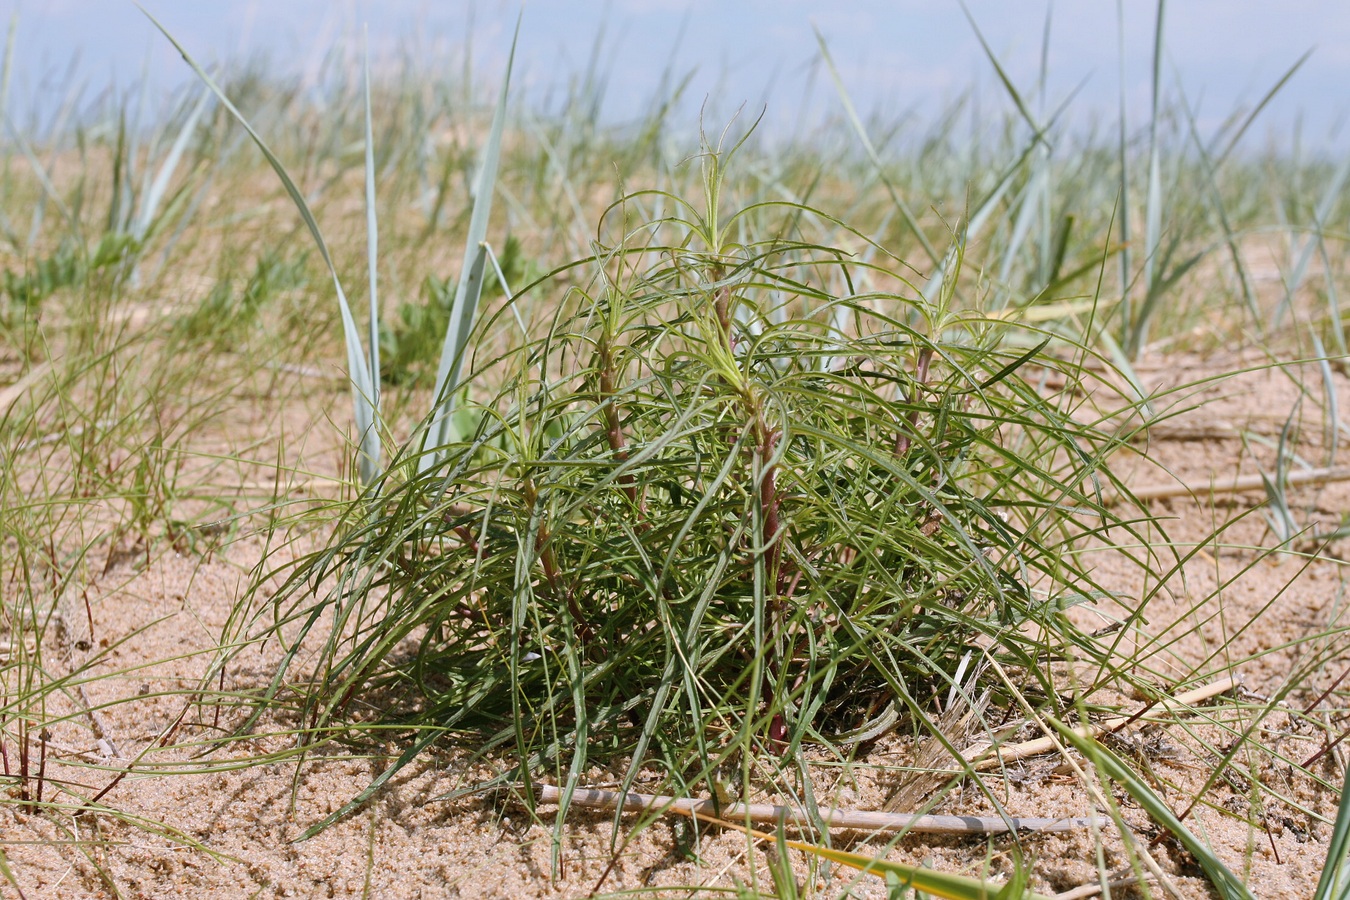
[3,1,1349,152]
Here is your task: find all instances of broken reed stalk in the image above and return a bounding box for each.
[530,783,1095,835]
[1110,466,1350,504]
[961,673,1238,771]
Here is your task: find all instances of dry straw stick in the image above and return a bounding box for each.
[1111,467,1350,504]
[531,784,1094,835]
[961,673,1238,771]
[531,677,1237,836]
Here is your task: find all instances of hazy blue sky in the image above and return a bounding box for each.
[4,1,1348,150]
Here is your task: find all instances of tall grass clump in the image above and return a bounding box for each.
[257,125,1139,826]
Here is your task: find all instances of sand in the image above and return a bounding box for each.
[3,350,1347,899]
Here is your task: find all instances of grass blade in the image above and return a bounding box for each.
[132,85,212,242]
[959,0,1049,142]
[1051,716,1254,900]
[814,27,941,269]
[424,14,521,467]
[1215,49,1311,165]
[1116,0,1133,325]
[701,811,1053,900]
[1314,760,1350,900]
[361,34,382,484]
[1133,0,1166,358]
[139,4,380,483]
[1277,146,1350,332]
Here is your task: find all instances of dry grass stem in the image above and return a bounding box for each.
[529,783,1097,835]
[1113,467,1350,504]
[961,674,1239,771]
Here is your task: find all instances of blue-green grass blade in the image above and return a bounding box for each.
[1278,145,1350,332]
[1178,94,1259,323]
[361,36,382,484]
[1318,234,1348,356]
[133,85,211,242]
[425,14,521,466]
[139,4,380,484]
[1313,332,1339,468]
[959,0,1049,145]
[814,27,941,268]
[0,10,14,243]
[1135,0,1166,356]
[1116,0,1133,323]
[1215,49,1311,165]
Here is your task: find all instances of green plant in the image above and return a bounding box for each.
[174,247,309,347]
[1315,760,1350,900]
[30,8,1325,898]
[381,235,538,387]
[144,8,519,487]
[254,128,1140,854]
[1053,718,1252,900]
[1,232,136,311]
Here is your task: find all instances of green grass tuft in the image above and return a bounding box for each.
[263,133,1139,832]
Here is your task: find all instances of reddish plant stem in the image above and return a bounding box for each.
[598,339,639,508]
[18,717,29,804]
[894,346,933,458]
[35,728,49,807]
[757,424,783,593]
[767,713,788,754]
[537,523,560,593]
[714,285,732,340]
[1303,725,1349,770]
[82,587,95,640]
[212,666,225,732]
[705,259,734,351]
[525,479,591,642]
[452,525,482,557]
[1302,663,1350,715]
[755,422,793,756]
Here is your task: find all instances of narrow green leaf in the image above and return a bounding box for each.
[424,14,522,468]
[783,835,1052,900]
[1215,49,1311,165]
[1116,0,1133,326]
[361,34,382,485]
[1278,141,1350,331]
[1050,716,1254,900]
[1313,760,1350,900]
[1134,0,1166,357]
[1178,94,1258,323]
[959,0,1050,145]
[0,9,17,157]
[0,11,16,244]
[133,85,212,242]
[139,4,380,484]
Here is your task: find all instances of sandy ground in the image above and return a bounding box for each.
[3,350,1349,899]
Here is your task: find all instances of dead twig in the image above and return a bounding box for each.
[961,673,1238,772]
[1109,466,1350,505]
[54,579,121,760]
[530,783,1096,835]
